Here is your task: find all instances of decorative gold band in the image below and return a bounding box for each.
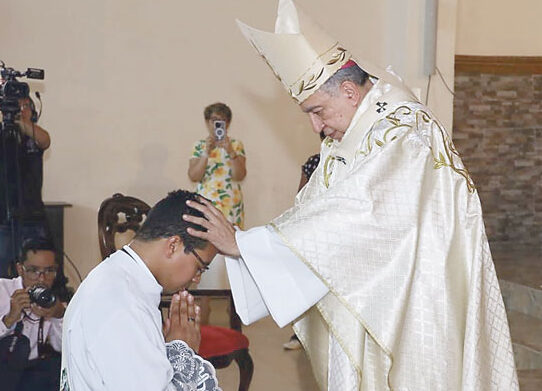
[288,45,352,103]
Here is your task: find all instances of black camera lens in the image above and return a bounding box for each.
[2,80,29,99]
[214,128,225,140]
[28,285,56,308]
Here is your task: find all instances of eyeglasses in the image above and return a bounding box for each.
[191,249,210,276]
[21,264,58,279]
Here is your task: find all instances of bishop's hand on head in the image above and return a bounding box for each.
[183,197,241,258]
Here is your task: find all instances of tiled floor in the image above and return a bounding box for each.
[492,248,542,391]
[517,369,542,391]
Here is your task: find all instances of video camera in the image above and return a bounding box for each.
[0,61,44,131]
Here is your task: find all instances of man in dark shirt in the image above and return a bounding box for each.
[0,96,51,277]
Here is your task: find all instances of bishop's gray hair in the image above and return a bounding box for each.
[318,64,370,96]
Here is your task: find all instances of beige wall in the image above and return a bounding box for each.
[456,0,542,55]
[1,0,456,288]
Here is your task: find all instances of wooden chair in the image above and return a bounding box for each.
[97,193,254,391]
[98,193,151,257]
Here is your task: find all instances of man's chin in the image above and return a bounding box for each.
[163,285,189,295]
[328,131,344,141]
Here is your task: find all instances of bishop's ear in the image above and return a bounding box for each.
[340,80,362,106]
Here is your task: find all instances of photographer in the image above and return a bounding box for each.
[188,102,246,229]
[0,238,66,391]
[16,97,50,150]
[0,92,52,278]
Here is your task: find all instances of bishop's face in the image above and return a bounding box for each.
[300,79,372,142]
[300,88,357,142]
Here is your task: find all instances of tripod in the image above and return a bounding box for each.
[0,119,26,277]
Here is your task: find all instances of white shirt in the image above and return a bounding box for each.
[61,246,220,391]
[0,276,63,360]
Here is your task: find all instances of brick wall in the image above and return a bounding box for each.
[453,73,542,249]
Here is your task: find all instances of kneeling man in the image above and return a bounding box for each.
[61,190,221,391]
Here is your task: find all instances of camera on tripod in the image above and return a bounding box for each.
[0,61,44,129]
[0,61,46,267]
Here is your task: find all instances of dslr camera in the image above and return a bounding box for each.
[28,285,57,308]
[214,120,226,141]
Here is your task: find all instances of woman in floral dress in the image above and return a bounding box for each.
[188,102,246,228]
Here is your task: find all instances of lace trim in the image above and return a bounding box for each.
[166,340,221,391]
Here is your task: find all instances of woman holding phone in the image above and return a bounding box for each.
[188,102,246,228]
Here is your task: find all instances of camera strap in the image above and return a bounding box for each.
[37,317,44,357]
[7,322,25,353]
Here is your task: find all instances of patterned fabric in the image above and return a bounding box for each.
[166,340,221,391]
[60,368,70,391]
[327,335,359,391]
[273,81,518,390]
[301,154,320,180]
[191,139,245,228]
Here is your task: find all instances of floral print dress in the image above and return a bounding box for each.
[191,138,245,228]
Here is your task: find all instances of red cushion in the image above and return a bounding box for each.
[198,325,249,358]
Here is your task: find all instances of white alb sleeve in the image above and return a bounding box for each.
[225,226,328,328]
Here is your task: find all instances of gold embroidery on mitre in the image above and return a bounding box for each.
[289,46,351,103]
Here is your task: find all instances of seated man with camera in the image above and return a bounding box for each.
[0,238,65,391]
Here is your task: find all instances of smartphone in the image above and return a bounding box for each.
[214,120,226,141]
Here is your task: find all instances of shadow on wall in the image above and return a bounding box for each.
[127,143,172,203]
[62,204,101,289]
[239,83,320,164]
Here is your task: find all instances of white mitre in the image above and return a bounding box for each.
[236,0,399,103]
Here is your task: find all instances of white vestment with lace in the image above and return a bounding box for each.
[226,79,518,390]
[61,247,220,391]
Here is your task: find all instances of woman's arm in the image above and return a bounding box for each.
[222,138,246,181]
[187,157,208,182]
[188,138,215,182]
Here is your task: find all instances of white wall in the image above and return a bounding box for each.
[456,0,542,55]
[1,0,456,288]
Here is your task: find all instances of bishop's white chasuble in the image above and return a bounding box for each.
[226,80,518,390]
